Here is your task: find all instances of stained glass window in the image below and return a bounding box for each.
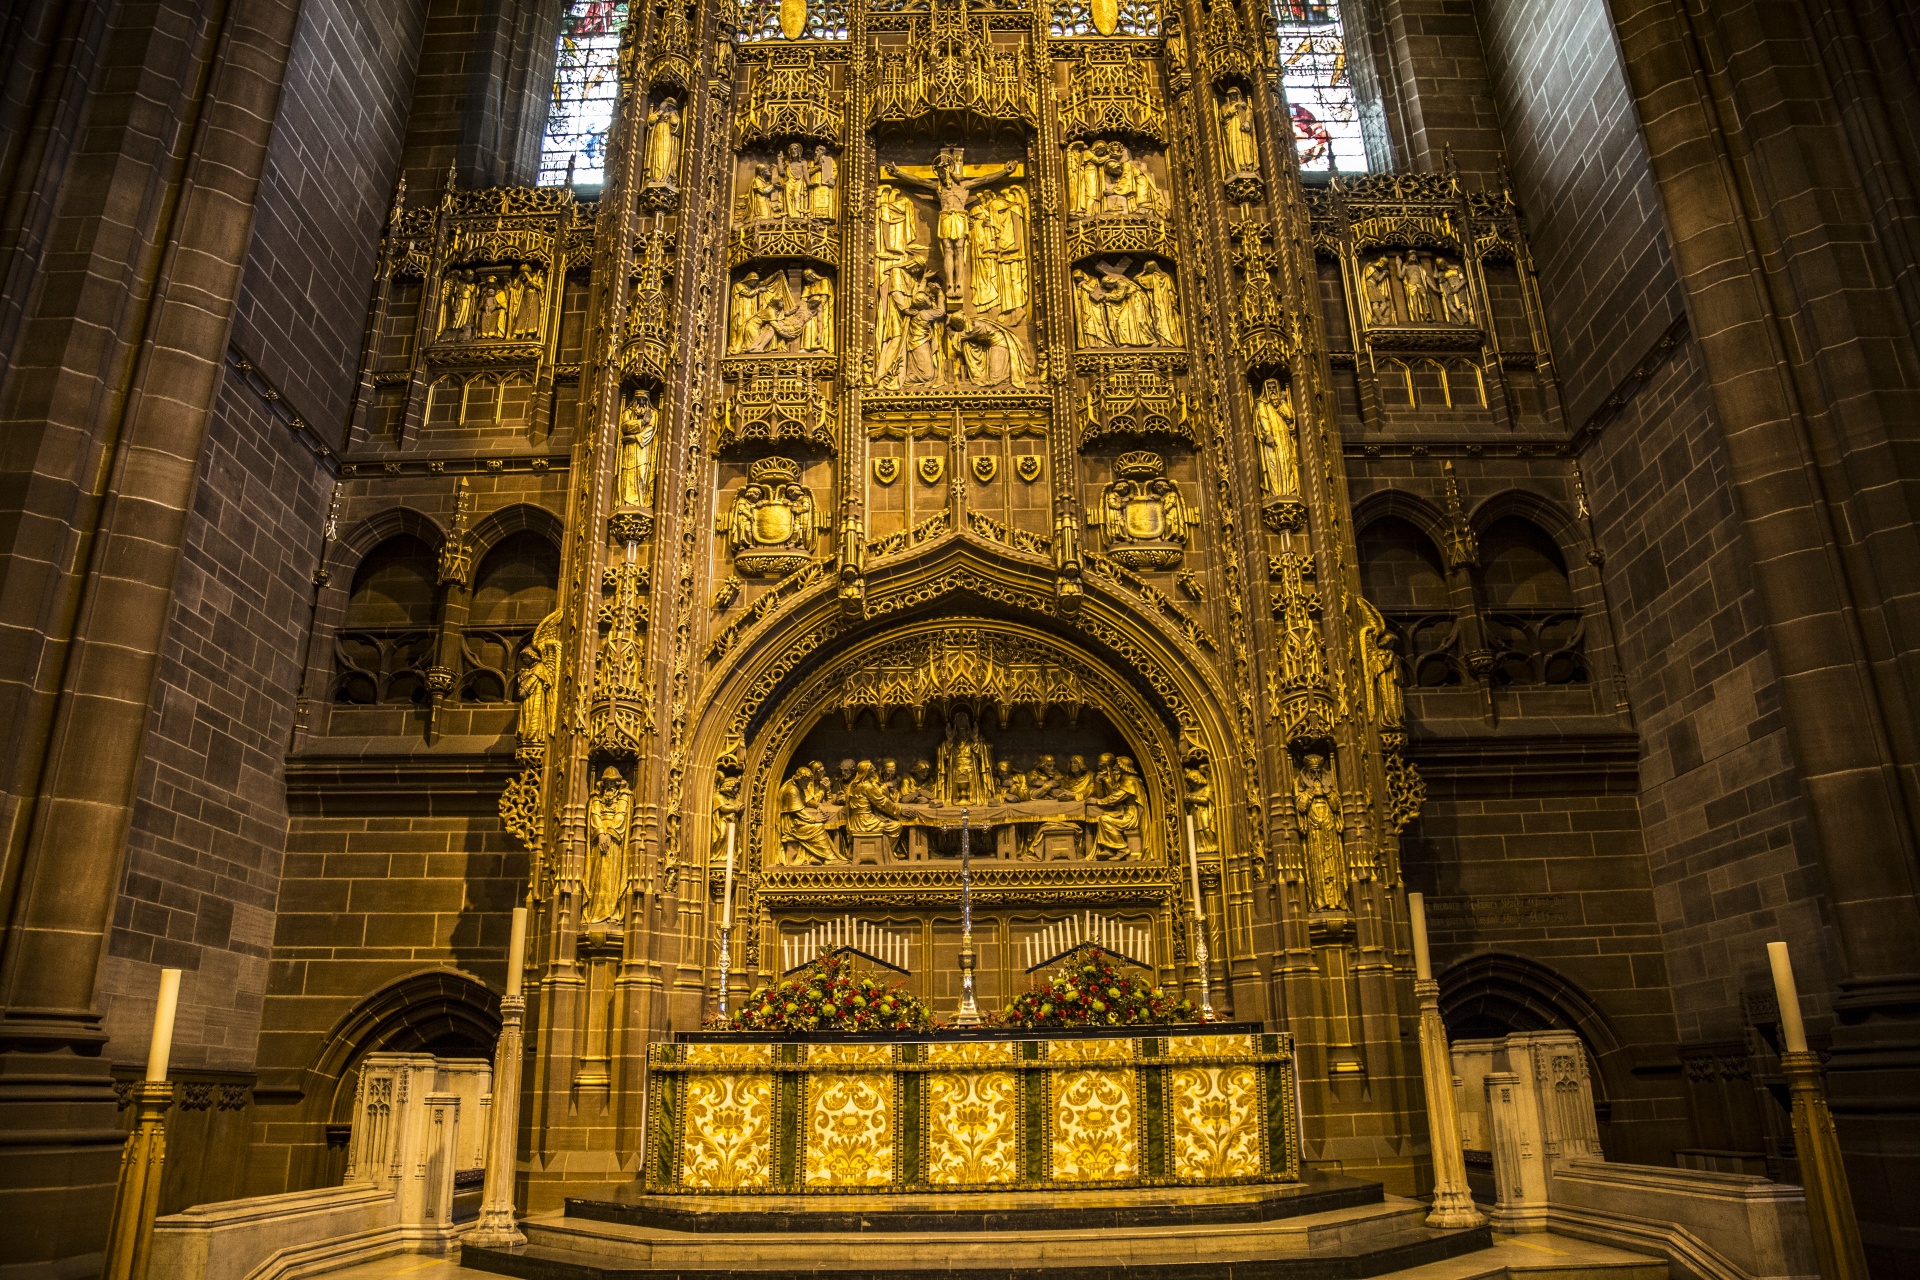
[538,1,631,187]
[1271,0,1367,173]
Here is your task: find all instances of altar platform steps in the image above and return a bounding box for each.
[458,1176,1531,1279]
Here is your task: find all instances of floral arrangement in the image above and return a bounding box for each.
[709,950,933,1033]
[998,944,1199,1029]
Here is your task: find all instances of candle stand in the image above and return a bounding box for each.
[952,809,982,1026]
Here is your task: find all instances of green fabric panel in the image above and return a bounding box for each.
[778,1070,800,1187]
[901,1069,922,1185]
[1024,1065,1047,1180]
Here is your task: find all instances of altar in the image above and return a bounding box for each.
[643,1024,1299,1194]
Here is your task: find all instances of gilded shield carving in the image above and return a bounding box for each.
[804,1071,894,1186]
[873,456,900,485]
[1050,1068,1137,1181]
[971,455,998,483]
[680,1071,773,1189]
[1090,0,1119,35]
[926,1070,1020,1184]
[1015,455,1042,482]
[1169,1065,1263,1180]
[779,0,808,39]
[917,455,945,484]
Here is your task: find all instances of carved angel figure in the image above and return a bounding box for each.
[513,607,563,750]
[1355,596,1406,729]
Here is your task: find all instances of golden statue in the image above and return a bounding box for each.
[1219,88,1260,176]
[778,764,840,864]
[1294,753,1346,911]
[1355,597,1406,729]
[584,766,632,923]
[1361,256,1396,327]
[513,607,562,751]
[1096,451,1190,570]
[1255,379,1299,500]
[800,269,834,352]
[808,145,837,217]
[617,388,659,509]
[881,151,1017,300]
[1137,262,1182,345]
[935,709,995,805]
[711,775,743,866]
[1185,765,1219,853]
[643,98,682,188]
[845,760,904,840]
[1088,754,1146,857]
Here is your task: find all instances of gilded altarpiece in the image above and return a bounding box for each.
[342,0,1533,1213]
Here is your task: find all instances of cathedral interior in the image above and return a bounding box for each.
[1,0,1917,1276]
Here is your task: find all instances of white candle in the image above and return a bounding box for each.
[505,906,528,999]
[721,821,737,930]
[1408,892,1432,980]
[1186,814,1203,918]
[146,969,182,1082]
[1768,941,1809,1053]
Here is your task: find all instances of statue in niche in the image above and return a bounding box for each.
[874,184,923,294]
[1396,253,1436,323]
[778,764,841,864]
[876,269,949,389]
[1087,754,1146,858]
[968,203,1000,312]
[1255,379,1300,500]
[1435,256,1473,324]
[1185,764,1219,854]
[438,270,477,338]
[845,760,904,844]
[1219,88,1260,176]
[781,143,810,218]
[1294,752,1346,910]
[1072,269,1112,347]
[711,775,743,866]
[1360,257,1396,327]
[808,145,837,218]
[1136,262,1183,346]
[1355,597,1406,730]
[477,274,506,339]
[880,150,1017,303]
[749,163,783,218]
[1095,450,1190,570]
[584,766,632,924]
[1093,259,1159,347]
[1064,142,1165,218]
[509,265,545,338]
[617,388,659,509]
[954,315,1030,388]
[513,607,562,752]
[989,188,1030,311]
[935,708,995,806]
[643,99,682,188]
[800,269,834,353]
[729,273,775,351]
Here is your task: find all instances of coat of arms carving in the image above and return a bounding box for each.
[917,455,945,484]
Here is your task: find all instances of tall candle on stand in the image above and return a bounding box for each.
[1186,814,1202,916]
[1767,941,1808,1053]
[1408,892,1433,980]
[145,969,182,1081]
[721,819,737,930]
[505,906,528,999]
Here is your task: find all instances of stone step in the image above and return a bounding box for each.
[459,1193,1493,1278]
[567,1173,1386,1235]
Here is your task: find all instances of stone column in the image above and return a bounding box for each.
[1602,0,1920,1267]
[0,1,301,1269]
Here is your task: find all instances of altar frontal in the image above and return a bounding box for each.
[644,1027,1299,1193]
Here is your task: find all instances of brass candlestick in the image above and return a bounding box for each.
[952,808,982,1026]
[101,1080,172,1280]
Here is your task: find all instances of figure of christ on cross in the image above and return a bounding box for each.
[880,150,1018,307]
